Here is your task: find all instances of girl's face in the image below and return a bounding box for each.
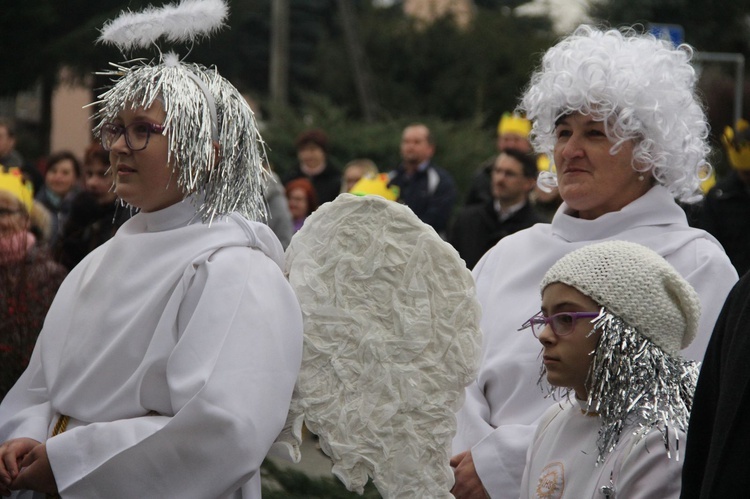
[109,101,185,212]
[537,282,601,400]
[45,159,79,197]
[287,188,309,219]
[84,159,116,204]
[0,191,28,236]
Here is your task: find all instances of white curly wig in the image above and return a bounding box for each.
[519,25,710,202]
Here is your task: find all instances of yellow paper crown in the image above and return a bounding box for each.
[0,166,34,213]
[349,173,400,201]
[722,119,750,171]
[536,154,556,173]
[497,112,532,138]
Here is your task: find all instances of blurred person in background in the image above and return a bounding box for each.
[55,143,131,270]
[387,123,457,237]
[35,151,81,247]
[449,149,543,269]
[341,158,378,194]
[0,118,43,192]
[464,113,533,206]
[263,163,293,249]
[698,119,750,276]
[283,129,341,205]
[0,168,66,399]
[286,177,318,233]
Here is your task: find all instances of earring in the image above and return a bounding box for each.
[638,174,645,181]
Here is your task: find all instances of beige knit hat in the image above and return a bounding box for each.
[540,240,701,356]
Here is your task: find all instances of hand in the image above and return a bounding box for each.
[0,438,40,497]
[11,443,57,495]
[451,450,490,499]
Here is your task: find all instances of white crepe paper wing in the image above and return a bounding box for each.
[98,0,228,51]
[277,194,482,498]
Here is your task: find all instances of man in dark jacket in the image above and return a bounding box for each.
[387,123,457,237]
[449,149,543,269]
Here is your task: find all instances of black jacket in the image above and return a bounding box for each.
[282,163,342,206]
[448,199,543,269]
[682,272,750,498]
[699,171,750,277]
[388,161,458,235]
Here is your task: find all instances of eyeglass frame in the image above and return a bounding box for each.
[518,309,602,338]
[100,121,166,152]
[0,207,23,216]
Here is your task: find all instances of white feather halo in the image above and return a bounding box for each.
[98,0,228,51]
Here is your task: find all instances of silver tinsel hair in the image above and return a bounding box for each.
[538,308,699,466]
[94,0,268,223]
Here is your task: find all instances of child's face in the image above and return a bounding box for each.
[538,282,601,400]
[109,101,184,212]
[84,159,116,204]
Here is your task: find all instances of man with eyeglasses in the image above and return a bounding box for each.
[449,149,543,269]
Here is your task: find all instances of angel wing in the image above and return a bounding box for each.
[276,194,482,497]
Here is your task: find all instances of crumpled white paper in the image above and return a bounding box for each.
[275,194,482,498]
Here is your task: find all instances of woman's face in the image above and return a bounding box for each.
[0,192,28,236]
[288,188,309,220]
[84,159,116,204]
[297,143,326,171]
[553,112,651,220]
[537,282,601,400]
[109,101,185,212]
[45,159,79,197]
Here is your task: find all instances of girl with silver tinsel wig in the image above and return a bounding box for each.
[519,240,701,498]
[519,25,710,203]
[94,0,267,223]
[0,2,302,497]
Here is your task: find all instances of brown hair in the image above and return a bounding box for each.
[294,129,329,152]
[83,142,110,167]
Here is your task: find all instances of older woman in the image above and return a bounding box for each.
[450,26,738,499]
[0,2,302,497]
[0,170,67,398]
[283,129,342,205]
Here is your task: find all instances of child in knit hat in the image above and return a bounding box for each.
[518,240,701,499]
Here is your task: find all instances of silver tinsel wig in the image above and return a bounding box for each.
[538,308,699,466]
[93,0,268,223]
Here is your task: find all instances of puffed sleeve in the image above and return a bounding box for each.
[45,246,303,498]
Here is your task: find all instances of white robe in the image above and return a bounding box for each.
[520,400,684,499]
[452,186,737,498]
[0,199,303,499]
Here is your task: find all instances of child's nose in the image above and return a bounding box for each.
[537,324,556,345]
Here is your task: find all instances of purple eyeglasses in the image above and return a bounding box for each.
[519,310,602,338]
